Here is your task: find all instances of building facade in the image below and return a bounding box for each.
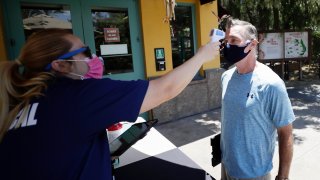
[0,0,223,123]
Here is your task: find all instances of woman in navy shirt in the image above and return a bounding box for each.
[0,29,220,180]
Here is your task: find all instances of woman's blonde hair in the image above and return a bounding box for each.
[0,29,73,141]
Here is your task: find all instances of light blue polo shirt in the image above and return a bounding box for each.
[221,62,295,178]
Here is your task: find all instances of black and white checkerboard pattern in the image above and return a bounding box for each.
[114,125,220,180]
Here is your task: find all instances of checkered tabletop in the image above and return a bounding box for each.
[111,120,215,180]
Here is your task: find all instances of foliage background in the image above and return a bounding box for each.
[218,0,320,64]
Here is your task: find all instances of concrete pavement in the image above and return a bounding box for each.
[155,79,320,179]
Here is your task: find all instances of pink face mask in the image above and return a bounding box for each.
[83,55,104,79]
[67,54,104,80]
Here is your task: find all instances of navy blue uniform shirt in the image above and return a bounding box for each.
[0,77,149,180]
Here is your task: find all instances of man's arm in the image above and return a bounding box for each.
[276,124,294,179]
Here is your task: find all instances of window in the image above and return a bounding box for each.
[21,3,72,40]
[91,9,133,75]
[170,4,196,68]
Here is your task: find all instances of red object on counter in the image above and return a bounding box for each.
[107,123,123,131]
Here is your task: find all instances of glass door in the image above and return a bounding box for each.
[81,0,145,80]
[1,0,145,81]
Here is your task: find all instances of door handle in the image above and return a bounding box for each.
[10,38,16,47]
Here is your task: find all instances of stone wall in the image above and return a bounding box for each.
[151,68,225,123]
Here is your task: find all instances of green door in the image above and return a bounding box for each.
[81,0,145,80]
[1,0,145,81]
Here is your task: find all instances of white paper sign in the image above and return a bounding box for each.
[258,33,284,60]
[100,44,128,55]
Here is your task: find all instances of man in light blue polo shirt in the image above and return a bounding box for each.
[220,18,295,180]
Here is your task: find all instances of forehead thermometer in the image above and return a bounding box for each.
[210,29,225,43]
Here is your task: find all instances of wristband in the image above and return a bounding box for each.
[276,176,289,180]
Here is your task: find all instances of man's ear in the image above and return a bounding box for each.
[244,39,259,53]
[250,39,259,47]
[51,60,71,73]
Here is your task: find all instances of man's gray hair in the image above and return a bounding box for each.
[227,18,258,41]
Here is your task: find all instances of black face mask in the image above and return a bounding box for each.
[223,43,251,65]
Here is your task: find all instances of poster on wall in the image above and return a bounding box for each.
[258,32,284,60]
[284,32,308,58]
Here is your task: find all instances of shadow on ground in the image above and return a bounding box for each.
[286,79,320,145]
[155,110,221,147]
[154,77,320,147]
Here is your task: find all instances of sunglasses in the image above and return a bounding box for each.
[45,46,92,70]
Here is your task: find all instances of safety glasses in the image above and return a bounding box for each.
[58,46,92,59]
[45,46,92,70]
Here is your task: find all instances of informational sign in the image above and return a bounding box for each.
[104,28,120,42]
[257,31,310,80]
[258,33,284,60]
[258,31,309,60]
[284,32,308,58]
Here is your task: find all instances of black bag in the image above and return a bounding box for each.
[210,133,221,167]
